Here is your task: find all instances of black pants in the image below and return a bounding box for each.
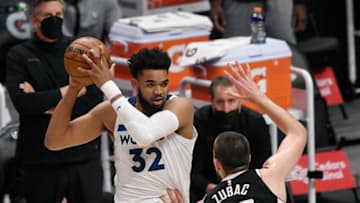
[22,159,103,203]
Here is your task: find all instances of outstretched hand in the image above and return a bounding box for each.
[224,62,264,103]
[80,45,116,88]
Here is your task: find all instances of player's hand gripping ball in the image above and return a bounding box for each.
[64,37,111,85]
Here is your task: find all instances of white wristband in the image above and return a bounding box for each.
[100,80,122,100]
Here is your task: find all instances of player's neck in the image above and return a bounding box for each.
[223,166,248,179]
[222,167,248,180]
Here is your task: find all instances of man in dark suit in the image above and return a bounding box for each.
[5,0,103,202]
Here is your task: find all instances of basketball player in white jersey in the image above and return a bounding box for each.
[45,47,197,203]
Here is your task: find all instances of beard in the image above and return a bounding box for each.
[138,90,165,116]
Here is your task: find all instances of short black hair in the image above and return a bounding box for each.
[127,47,171,79]
[209,76,233,99]
[213,131,251,173]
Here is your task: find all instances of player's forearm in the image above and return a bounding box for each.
[255,94,306,138]
[45,86,81,150]
[253,95,307,157]
[257,94,307,175]
[111,97,179,147]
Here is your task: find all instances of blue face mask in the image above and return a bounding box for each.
[40,16,63,39]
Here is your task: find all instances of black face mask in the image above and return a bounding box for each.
[212,109,240,131]
[40,16,63,40]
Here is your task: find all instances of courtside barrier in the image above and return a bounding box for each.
[290,67,316,203]
[346,0,358,89]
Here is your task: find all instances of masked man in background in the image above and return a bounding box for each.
[190,75,272,203]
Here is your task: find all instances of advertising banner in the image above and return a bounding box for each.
[288,150,356,195]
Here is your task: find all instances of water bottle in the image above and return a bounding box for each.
[250,6,266,44]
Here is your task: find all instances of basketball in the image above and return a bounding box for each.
[64,37,111,85]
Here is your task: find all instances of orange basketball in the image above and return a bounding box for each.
[64,37,111,85]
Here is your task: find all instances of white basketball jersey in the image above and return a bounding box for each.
[113,97,197,203]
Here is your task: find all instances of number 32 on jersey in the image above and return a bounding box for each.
[129,147,164,172]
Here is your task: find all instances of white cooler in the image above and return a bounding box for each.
[181,37,292,112]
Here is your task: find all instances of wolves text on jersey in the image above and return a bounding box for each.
[117,124,137,145]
